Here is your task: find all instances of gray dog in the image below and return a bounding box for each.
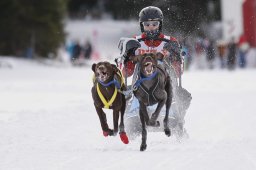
[131,53,172,151]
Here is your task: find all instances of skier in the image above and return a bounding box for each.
[117,6,192,137]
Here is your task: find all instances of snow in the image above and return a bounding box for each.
[1,20,256,170]
[1,57,256,170]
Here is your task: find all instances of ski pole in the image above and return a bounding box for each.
[178,51,186,87]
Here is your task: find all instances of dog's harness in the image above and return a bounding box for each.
[98,78,121,89]
[96,83,117,109]
[94,70,125,109]
[133,71,158,89]
[134,71,160,105]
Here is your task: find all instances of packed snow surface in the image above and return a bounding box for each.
[0,57,256,170]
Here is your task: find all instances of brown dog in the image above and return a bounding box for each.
[131,53,172,151]
[91,61,129,144]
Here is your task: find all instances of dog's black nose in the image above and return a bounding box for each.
[98,65,104,70]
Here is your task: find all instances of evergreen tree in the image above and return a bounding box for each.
[0,0,67,57]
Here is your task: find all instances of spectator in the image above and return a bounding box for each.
[227,37,237,70]
[238,34,250,68]
[205,39,216,69]
[217,41,226,68]
[72,41,82,61]
[66,40,74,59]
[83,40,92,60]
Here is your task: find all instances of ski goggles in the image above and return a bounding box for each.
[142,21,160,27]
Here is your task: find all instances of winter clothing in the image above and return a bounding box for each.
[122,33,182,78]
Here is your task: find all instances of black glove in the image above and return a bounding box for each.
[163,40,181,62]
[118,38,141,62]
[123,48,137,63]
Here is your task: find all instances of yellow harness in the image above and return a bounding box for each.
[96,83,117,109]
[93,69,124,109]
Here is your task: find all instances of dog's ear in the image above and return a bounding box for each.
[92,63,96,72]
[130,55,142,63]
[156,52,164,61]
[111,64,119,73]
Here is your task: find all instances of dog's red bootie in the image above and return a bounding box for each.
[119,132,129,144]
[103,131,108,137]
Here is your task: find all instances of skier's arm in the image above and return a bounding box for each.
[118,38,141,63]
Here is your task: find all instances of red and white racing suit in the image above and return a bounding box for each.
[122,33,183,79]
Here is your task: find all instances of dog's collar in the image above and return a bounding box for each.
[96,83,117,109]
[98,78,121,89]
[134,71,158,89]
[96,69,124,90]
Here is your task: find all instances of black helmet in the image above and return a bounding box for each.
[139,6,163,33]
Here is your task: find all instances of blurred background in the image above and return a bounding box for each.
[0,0,256,70]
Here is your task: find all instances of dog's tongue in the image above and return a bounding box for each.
[145,63,153,74]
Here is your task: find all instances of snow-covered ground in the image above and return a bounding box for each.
[0,57,256,170]
[1,20,256,170]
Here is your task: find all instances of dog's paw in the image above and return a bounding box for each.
[103,129,116,137]
[119,132,129,144]
[140,143,147,151]
[148,120,160,127]
[107,129,115,136]
[164,128,171,137]
[103,131,109,137]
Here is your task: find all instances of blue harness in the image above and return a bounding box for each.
[133,71,160,106]
[98,79,121,89]
[133,71,158,89]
